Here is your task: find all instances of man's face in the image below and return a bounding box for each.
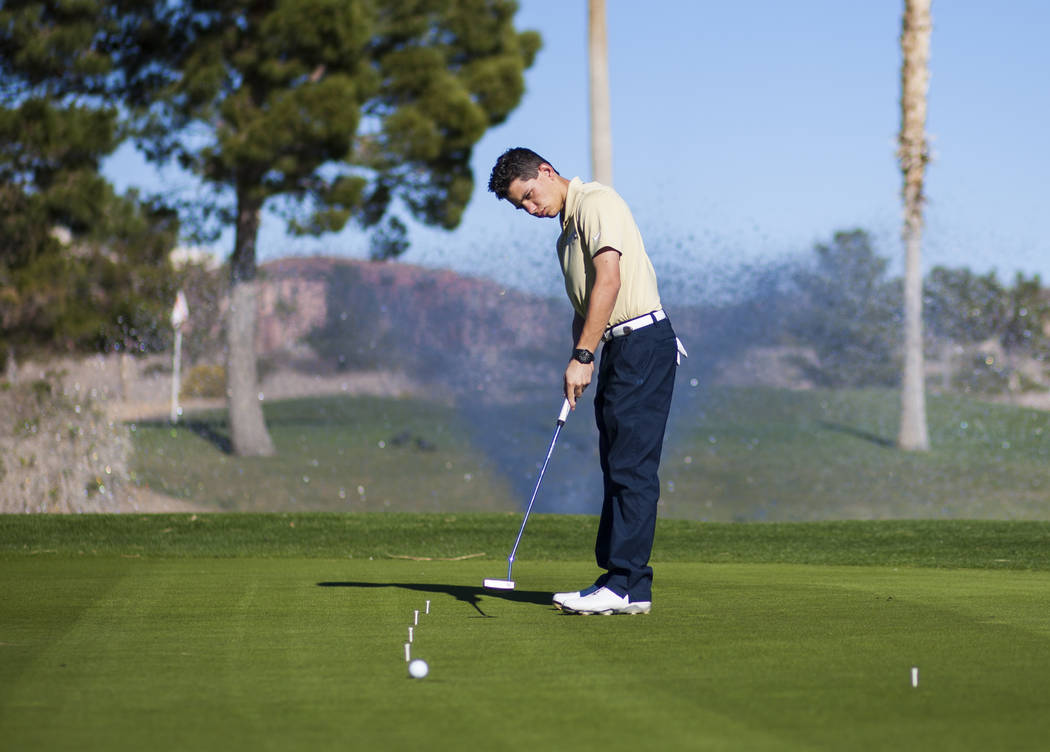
[505,163,563,218]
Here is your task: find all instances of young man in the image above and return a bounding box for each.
[488,147,682,615]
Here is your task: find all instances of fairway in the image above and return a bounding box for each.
[3,518,1050,750]
[125,390,1050,520]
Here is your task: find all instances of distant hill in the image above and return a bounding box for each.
[256,256,574,402]
[250,256,818,402]
[137,252,765,419]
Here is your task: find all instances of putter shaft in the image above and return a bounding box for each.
[503,399,571,580]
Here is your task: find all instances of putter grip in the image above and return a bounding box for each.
[557,398,571,425]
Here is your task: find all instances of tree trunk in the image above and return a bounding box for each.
[227,195,275,457]
[1005,350,1022,404]
[940,340,953,393]
[588,0,613,186]
[119,351,131,400]
[897,0,931,452]
[5,345,16,383]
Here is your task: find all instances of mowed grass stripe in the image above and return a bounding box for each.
[1,559,425,751]
[4,514,1050,570]
[2,558,1049,751]
[685,568,1050,750]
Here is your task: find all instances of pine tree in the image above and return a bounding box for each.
[0,3,178,367]
[116,0,540,456]
[789,230,901,388]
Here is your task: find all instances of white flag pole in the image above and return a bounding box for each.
[170,290,189,424]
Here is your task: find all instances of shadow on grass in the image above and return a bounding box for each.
[816,420,895,448]
[138,419,233,454]
[317,581,551,617]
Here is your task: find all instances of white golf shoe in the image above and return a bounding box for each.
[552,584,601,610]
[560,586,651,615]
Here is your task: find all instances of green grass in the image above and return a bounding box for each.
[2,516,1050,751]
[22,386,1043,748]
[128,388,1050,520]
[4,514,1050,570]
[130,395,517,512]
[660,387,1050,520]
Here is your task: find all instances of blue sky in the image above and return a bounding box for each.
[104,1,1050,301]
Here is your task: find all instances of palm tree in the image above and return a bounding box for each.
[588,0,613,185]
[897,0,932,451]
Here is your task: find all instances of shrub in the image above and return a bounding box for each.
[180,364,226,398]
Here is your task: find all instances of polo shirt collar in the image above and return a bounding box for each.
[561,177,584,229]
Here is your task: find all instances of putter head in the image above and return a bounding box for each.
[483,578,515,590]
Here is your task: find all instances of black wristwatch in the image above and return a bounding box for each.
[572,348,595,364]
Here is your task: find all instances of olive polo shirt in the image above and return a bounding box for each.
[556,177,662,327]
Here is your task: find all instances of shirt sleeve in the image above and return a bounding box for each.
[576,190,627,258]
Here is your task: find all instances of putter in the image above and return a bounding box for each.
[483,398,572,590]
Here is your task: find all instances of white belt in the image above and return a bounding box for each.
[602,309,667,342]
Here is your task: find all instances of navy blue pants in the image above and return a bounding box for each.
[593,318,677,602]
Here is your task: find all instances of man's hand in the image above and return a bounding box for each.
[564,359,594,408]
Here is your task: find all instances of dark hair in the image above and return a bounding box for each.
[487,147,557,199]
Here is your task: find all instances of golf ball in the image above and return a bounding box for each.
[408,659,429,679]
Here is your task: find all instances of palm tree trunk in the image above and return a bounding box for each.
[897,0,931,452]
[227,193,275,457]
[588,0,613,186]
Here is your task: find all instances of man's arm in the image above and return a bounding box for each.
[564,248,620,408]
[572,312,584,351]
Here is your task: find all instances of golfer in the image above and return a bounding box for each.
[488,147,683,615]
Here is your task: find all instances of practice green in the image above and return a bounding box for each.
[2,516,1050,751]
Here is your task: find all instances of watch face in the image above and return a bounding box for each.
[573,348,594,364]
